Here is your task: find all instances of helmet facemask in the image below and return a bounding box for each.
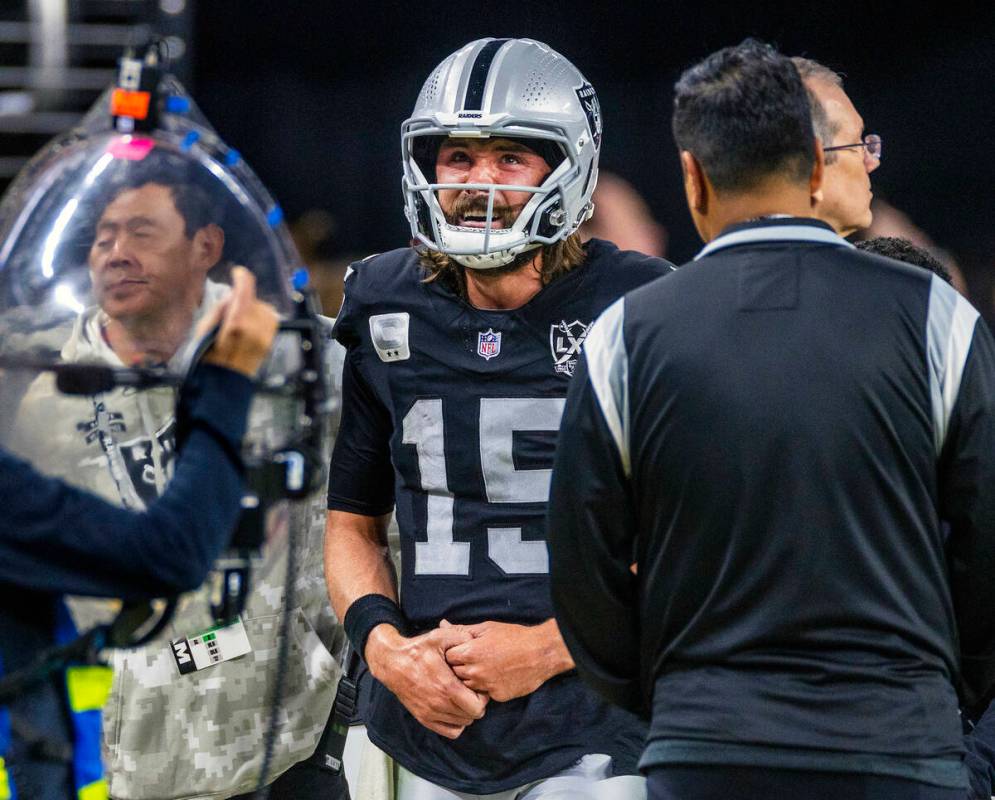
[402,128,589,270]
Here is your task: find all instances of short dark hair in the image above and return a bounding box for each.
[106,178,219,240]
[160,180,220,239]
[92,152,222,239]
[672,39,816,193]
[855,237,953,284]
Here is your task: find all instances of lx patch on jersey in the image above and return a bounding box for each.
[550,319,591,376]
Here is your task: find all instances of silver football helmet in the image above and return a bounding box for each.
[402,38,602,270]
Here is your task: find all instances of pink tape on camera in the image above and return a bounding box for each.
[107,136,156,161]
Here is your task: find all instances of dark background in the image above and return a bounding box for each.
[191,1,995,307]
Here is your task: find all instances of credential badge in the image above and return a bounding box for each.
[369,312,411,363]
[550,319,592,376]
[477,328,502,361]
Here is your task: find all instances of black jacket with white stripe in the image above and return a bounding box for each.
[548,218,995,789]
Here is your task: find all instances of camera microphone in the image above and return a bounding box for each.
[54,364,181,395]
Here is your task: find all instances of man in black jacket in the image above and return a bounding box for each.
[547,39,995,800]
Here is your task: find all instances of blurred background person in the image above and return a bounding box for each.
[289,208,358,317]
[580,171,669,258]
[855,236,954,284]
[858,199,969,295]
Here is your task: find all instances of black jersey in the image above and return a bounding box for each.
[327,239,672,792]
[549,219,995,790]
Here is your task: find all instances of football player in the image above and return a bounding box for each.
[324,38,673,798]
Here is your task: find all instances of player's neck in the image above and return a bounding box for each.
[463,253,544,311]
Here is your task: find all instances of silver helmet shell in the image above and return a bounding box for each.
[402,38,602,270]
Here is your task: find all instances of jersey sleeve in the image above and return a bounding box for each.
[330,256,375,350]
[547,299,644,716]
[939,319,995,710]
[0,364,253,599]
[326,262,395,516]
[325,350,396,516]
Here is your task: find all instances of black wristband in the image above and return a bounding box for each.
[343,594,409,661]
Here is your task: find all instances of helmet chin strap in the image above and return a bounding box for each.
[437,191,547,270]
[452,239,542,270]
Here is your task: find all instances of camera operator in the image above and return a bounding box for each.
[0,267,277,800]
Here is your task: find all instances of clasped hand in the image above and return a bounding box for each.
[441,618,567,703]
[367,618,570,738]
[364,623,488,739]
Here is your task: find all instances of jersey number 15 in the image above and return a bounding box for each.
[402,397,565,577]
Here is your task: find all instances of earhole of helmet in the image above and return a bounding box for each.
[536,189,566,238]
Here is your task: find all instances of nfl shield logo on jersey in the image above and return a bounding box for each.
[550,319,592,376]
[477,328,502,360]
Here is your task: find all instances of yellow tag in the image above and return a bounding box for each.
[0,757,11,800]
[78,778,109,800]
[66,665,114,713]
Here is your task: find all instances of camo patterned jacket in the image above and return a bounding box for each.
[9,296,348,799]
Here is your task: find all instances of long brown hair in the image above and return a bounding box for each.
[418,233,586,299]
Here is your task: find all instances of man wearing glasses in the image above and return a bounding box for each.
[793,57,881,236]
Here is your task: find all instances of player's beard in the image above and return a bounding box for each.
[444,194,540,277]
[444,193,520,230]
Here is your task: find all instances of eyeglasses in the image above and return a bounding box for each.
[823,133,882,161]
